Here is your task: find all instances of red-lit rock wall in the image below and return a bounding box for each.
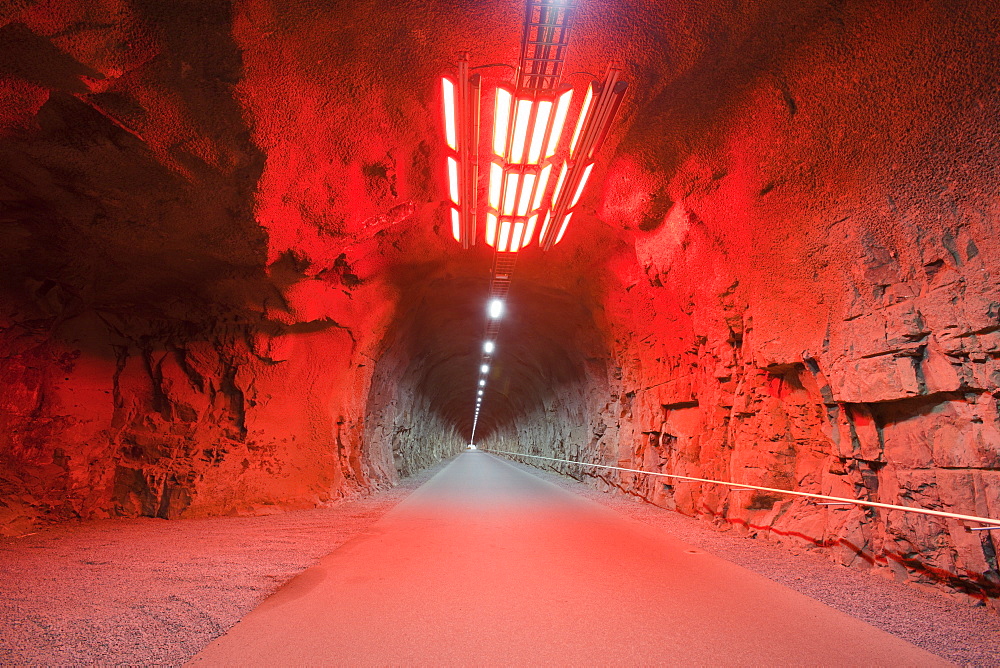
[0,0,470,533]
[486,0,1000,606]
[0,312,385,532]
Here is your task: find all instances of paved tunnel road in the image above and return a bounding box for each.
[190,452,946,666]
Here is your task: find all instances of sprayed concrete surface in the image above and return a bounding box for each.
[192,451,946,666]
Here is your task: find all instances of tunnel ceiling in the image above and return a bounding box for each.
[2,0,998,425]
[0,0,653,440]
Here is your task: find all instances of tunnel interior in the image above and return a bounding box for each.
[1,0,999,606]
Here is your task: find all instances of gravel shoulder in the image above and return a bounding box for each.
[500,456,1000,667]
[0,461,448,666]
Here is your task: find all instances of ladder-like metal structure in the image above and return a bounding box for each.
[470,0,580,445]
[517,0,576,92]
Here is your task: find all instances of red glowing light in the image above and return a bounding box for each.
[528,99,552,164]
[539,211,551,240]
[440,55,482,249]
[569,84,593,157]
[547,89,573,158]
[523,214,539,247]
[442,77,458,151]
[533,163,552,210]
[485,212,498,246]
[539,68,628,250]
[451,208,461,242]
[517,173,536,217]
[510,98,533,164]
[493,86,513,159]
[502,172,520,216]
[571,162,593,207]
[497,220,512,252]
[447,156,460,205]
[517,221,531,250]
[551,162,568,204]
[441,48,624,253]
[555,211,572,244]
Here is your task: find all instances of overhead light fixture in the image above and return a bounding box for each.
[439,0,627,253]
[454,0,628,448]
[540,66,627,250]
[483,84,573,253]
[440,53,482,249]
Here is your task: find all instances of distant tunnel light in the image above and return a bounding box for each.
[488,299,504,319]
[479,379,486,386]
[478,389,484,395]
[483,341,495,354]
[481,364,489,373]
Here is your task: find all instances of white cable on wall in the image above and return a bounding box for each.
[487,449,1000,529]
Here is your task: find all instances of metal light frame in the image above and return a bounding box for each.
[441,53,482,249]
[540,65,628,250]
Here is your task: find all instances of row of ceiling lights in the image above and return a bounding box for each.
[443,0,626,445]
[470,300,503,444]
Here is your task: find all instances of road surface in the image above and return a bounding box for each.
[190,451,946,666]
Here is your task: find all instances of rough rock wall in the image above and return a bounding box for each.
[487,0,1000,607]
[0,311,393,534]
[0,0,468,533]
[365,339,465,478]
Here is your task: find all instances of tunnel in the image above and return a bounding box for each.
[1,0,1000,663]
